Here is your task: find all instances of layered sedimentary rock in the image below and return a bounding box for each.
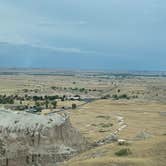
[0,109,87,166]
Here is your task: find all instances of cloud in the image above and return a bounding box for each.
[37,19,88,27]
[30,44,97,55]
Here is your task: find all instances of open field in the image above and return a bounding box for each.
[0,69,166,166]
[63,99,166,166]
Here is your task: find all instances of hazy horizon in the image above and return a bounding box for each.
[0,0,165,71]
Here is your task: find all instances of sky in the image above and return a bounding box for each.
[0,0,166,71]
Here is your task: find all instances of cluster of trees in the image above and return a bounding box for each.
[71,87,98,92]
[26,95,60,110]
[44,100,57,109]
[0,93,79,113]
[101,93,138,100]
[112,94,130,100]
[51,86,99,93]
[0,139,6,156]
[0,94,66,103]
[32,95,66,102]
[0,94,60,110]
[0,95,14,104]
[22,89,39,93]
[0,94,28,104]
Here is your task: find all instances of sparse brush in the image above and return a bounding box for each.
[115,148,132,156]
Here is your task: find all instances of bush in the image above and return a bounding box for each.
[33,96,43,101]
[117,89,121,93]
[115,148,132,156]
[119,94,130,99]
[101,94,110,99]
[52,101,57,109]
[47,95,60,100]
[0,95,14,104]
[99,123,113,128]
[96,115,110,120]
[112,94,118,100]
[72,103,77,109]
[79,88,85,92]
[112,94,130,100]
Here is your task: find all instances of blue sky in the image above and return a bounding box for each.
[0,0,166,70]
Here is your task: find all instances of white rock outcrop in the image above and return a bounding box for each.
[0,109,87,166]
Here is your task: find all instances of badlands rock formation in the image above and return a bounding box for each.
[0,109,87,166]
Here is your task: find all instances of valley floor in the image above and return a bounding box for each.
[62,99,166,166]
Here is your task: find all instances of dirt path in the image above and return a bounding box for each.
[95,115,128,146]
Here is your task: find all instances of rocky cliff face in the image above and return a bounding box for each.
[0,109,87,166]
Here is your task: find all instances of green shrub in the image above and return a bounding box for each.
[112,94,118,100]
[112,94,130,100]
[96,115,110,120]
[101,94,110,99]
[115,148,132,156]
[119,94,130,99]
[72,103,77,109]
[100,123,113,128]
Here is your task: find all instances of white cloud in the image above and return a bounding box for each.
[30,44,97,55]
[37,18,88,27]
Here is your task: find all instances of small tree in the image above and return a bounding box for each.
[52,101,57,109]
[117,89,121,93]
[0,139,6,156]
[45,100,49,109]
[72,103,77,109]
[35,101,40,107]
